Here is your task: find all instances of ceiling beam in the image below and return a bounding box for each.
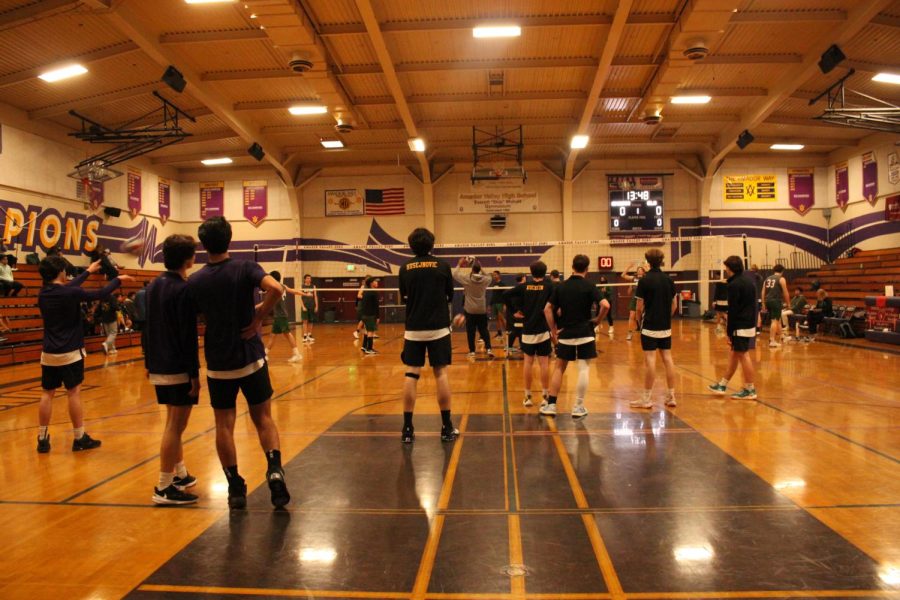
[0,40,140,89]
[565,0,635,179]
[730,9,846,23]
[28,81,163,120]
[709,0,895,170]
[0,0,78,32]
[101,2,293,182]
[318,13,676,36]
[870,14,900,28]
[159,29,268,44]
[202,69,316,82]
[353,0,431,183]
[168,130,241,146]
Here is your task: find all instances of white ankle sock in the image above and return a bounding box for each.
[668,388,676,398]
[718,378,728,386]
[73,427,84,440]
[38,426,49,440]
[642,389,652,401]
[175,462,188,478]
[158,472,175,491]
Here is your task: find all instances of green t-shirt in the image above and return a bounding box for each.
[790,294,807,312]
[273,286,288,318]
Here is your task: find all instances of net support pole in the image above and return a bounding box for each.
[562,178,575,272]
[742,234,749,269]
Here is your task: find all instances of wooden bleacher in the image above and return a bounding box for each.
[791,247,900,309]
[0,263,162,366]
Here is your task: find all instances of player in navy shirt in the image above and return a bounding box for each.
[709,256,759,400]
[144,235,202,505]
[36,256,130,453]
[187,217,290,509]
[504,261,554,408]
[633,249,678,409]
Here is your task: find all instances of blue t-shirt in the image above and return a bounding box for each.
[187,258,266,372]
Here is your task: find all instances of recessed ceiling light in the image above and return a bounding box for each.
[201,157,233,165]
[570,135,589,149]
[407,138,426,152]
[872,72,900,85]
[320,139,344,149]
[185,0,236,4]
[38,64,88,83]
[473,25,521,38]
[288,105,328,115]
[671,95,711,104]
[770,144,805,151]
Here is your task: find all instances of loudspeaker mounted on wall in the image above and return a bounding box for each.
[247,143,265,161]
[103,206,122,218]
[736,129,755,150]
[161,66,186,93]
[490,214,506,229]
[817,44,846,75]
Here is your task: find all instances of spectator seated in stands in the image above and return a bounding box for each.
[0,254,24,297]
[782,287,808,340]
[805,289,834,341]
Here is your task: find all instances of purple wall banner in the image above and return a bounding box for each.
[788,168,815,216]
[835,162,849,211]
[127,167,142,219]
[158,177,171,224]
[83,178,104,211]
[862,151,878,205]
[242,180,268,226]
[887,194,900,222]
[200,181,224,219]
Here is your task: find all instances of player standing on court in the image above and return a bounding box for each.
[632,249,678,409]
[762,264,790,348]
[505,260,554,408]
[263,271,302,363]
[709,256,759,400]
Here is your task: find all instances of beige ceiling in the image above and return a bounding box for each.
[0,0,898,177]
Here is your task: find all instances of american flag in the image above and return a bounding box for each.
[365,188,405,215]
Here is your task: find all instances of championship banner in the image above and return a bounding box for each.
[862,151,878,205]
[127,167,142,219]
[889,152,899,185]
[242,180,267,226]
[788,169,815,216]
[457,190,538,213]
[608,175,663,191]
[835,162,849,211]
[200,181,224,219]
[158,178,171,224]
[325,189,364,216]
[886,194,900,222]
[83,178,104,211]
[723,174,776,202]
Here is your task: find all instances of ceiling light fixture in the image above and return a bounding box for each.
[770,144,805,151]
[473,25,521,38]
[570,135,589,149]
[872,72,900,85]
[201,157,233,165]
[320,139,344,149]
[671,95,711,104]
[38,64,88,83]
[408,138,426,152]
[288,105,328,115]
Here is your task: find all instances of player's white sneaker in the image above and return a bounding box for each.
[629,398,653,409]
[523,395,533,408]
[665,395,677,407]
[288,352,302,363]
[571,404,588,419]
[539,403,557,417]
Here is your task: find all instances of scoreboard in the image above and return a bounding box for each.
[609,188,664,233]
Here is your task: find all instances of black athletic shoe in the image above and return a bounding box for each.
[173,473,197,489]
[440,425,460,442]
[266,467,291,508]
[72,433,101,452]
[227,478,247,509]
[401,425,415,443]
[36,435,50,454]
[153,484,198,505]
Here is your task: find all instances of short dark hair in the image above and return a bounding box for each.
[408,227,434,256]
[198,216,232,254]
[472,262,482,274]
[364,276,373,287]
[550,269,560,278]
[724,255,744,275]
[493,270,500,275]
[162,234,196,270]
[572,254,590,273]
[0,255,7,262]
[530,261,547,278]
[772,264,785,273]
[516,274,526,283]
[39,256,68,282]
[645,248,664,269]
[304,273,312,281]
[270,270,282,282]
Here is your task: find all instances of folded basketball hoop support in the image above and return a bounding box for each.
[471,125,527,183]
[810,68,900,134]
[67,91,196,177]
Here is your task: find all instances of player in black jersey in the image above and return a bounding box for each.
[504,261,554,408]
[398,228,459,443]
[543,254,601,419]
[505,274,526,354]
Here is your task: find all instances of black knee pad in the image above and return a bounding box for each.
[405,372,420,380]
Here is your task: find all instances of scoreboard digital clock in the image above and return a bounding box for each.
[609,189,664,233]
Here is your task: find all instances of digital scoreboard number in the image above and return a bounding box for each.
[609,189,664,233]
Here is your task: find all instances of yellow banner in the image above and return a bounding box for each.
[723,174,777,202]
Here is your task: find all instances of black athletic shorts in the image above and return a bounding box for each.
[555,340,597,361]
[730,335,755,352]
[41,359,84,391]
[155,382,198,406]
[521,339,552,357]
[640,334,672,351]
[401,335,452,368]
[207,363,273,410]
[714,301,728,313]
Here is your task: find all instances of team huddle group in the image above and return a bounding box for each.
[32,220,765,508]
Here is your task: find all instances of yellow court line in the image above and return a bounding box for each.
[508,514,526,599]
[547,418,626,600]
[411,413,469,600]
[510,431,522,512]
[137,585,410,598]
[625,591,900,599]
[527,595,613,599]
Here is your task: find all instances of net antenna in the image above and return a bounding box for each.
[809,68,900,134]
[471,125,526,184]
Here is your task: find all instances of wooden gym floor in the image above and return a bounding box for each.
[0,320,898,600]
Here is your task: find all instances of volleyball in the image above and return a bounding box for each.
[452,313,466,329]
[120,235,145,256]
